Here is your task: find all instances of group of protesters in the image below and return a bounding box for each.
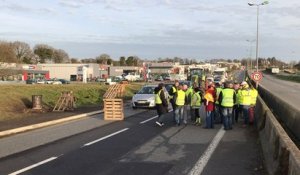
[154,79,258,130]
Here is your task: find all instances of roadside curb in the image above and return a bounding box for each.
[0,110,103,138]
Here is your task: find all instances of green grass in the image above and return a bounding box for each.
[0,83,143,121]
[275,74,300,83]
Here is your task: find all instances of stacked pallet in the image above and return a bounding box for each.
[103,84,125,121]
[53,91,75,112]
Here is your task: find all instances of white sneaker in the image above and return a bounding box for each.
[156,121,162,127]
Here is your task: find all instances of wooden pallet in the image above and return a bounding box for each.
[103,99,124,120]
[103,84,125,99]
[53,91,75,112]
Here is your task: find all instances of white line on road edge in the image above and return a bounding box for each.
[189,127,226,175]
[82,128,129,147]
[139,115,158,124]
[9,156,59,175]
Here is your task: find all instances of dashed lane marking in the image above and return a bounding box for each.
[139,116,158,124]
[82,128,129,147]
[9,156,60,175]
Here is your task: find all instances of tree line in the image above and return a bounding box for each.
[0,41,70,64]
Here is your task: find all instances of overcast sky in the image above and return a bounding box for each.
[0,0,299,61]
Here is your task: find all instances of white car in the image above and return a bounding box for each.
[132,85,169,109]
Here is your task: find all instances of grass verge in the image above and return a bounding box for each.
[0,83,143,122]
[275,74,300,83]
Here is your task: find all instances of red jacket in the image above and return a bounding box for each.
[205,88,215,111]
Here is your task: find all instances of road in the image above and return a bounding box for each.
[259,73,300,110]
[0,108,265,175]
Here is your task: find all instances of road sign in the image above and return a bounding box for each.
[251,71,263,82]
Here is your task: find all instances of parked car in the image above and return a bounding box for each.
[58,79,70,84]
[131,84,169,109]
[26,79,37,84]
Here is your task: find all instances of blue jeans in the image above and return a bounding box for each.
[222,107,233,130]
[214,104,223,124]
[242,105,250,125]
[205,111,214,128]
[175,105,184,124]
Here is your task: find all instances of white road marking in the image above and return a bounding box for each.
[189,127,226,175]
[139,109,173,124]
[139,115,158,124]
[82,128,129,147]
[9,156,59,175]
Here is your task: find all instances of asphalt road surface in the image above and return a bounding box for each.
[259,73,300,110]
[0,108,265,175]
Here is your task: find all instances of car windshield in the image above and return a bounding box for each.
[137,86,155,94]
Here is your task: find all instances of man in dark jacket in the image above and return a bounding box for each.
[155,83,168,127]
[168,80,179,123]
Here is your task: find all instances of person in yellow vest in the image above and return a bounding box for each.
[218,81,236,130]
[155,83,168,127]
[175,84,186,126]
[214,82,223,124]
[249,84,258,124]
[168,80,179,123]
[191,87,202,125]
[184,83,194,124]
[239,81,252,127]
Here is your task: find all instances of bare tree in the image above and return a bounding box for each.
[11,41,33,63]
[0,41,17,63]
[96,54,111,64]
[53,49,69,63]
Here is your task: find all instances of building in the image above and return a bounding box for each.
[37,64,100,81]
[146,62,174,74]
[108,66,140,77]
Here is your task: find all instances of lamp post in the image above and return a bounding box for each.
[246,39,256,70]
[248,1,269,73]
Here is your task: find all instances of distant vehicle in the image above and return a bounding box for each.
[26,79,37,84]
[45,79,63,85]
[266,67,280,74]
[58,79,70,84]
[105,76,127,85]
[131,84,169,109]
[213,68,227,83]
[124,73,140,81]
[187,68,204,87]
[214,76,222,84]
[155,76,163,81]
[163,75,171,81]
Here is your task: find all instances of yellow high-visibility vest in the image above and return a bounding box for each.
[191,92,201,107]
[240,89,251,105]
[155,90,162,104]
[250,88,258,105]
[215,87,222,105]
[169,86,177,99]
[221,89,235,107]
[176,90,185,106]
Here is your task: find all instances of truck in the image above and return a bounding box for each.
[213,68,227,83]
[266,67,280,74]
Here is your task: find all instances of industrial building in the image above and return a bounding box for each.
[37,64,100,81]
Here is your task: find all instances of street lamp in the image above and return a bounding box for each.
[248,1,269,72]
[246,39,256,70]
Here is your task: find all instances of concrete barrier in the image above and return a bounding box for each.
[258,84,300,141]
[256,95,300,175]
